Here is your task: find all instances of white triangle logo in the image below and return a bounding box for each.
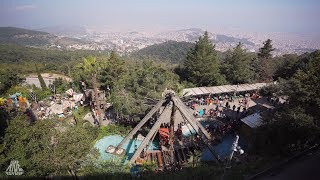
[5,160,24,175]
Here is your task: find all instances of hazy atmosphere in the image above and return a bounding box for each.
[1,0,320,33]
[1,1,320,179]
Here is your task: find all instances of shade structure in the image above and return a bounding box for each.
[182,82,270,97]
[240,113,263,128]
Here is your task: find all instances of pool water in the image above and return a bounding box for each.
[94,135,159,162]
[201,134,234,161]
[201,133,247,161]
[95,122,247,164]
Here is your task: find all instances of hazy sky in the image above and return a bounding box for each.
[0,0,319,33]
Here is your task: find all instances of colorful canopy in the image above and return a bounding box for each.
[159,128,169,138]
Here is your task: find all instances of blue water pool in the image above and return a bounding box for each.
[94,135,159,162]
[201,134,235,161]
[94,132,247,164]
[201,133,247,162]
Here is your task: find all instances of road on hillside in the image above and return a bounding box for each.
[255,149,320,180]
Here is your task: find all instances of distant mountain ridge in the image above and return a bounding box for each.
[1,26,318,55]
[0,27,90,49]
[0,26,257,54]
[35,26,257,54]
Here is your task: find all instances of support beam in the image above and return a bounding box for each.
[172,97,211,139]
[145,128,158,153]
[169,102,176,163]
[115,99,165,150]
[129,104,172,163]
[172,96,222,163]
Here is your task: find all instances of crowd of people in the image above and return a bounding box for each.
[185,92,262,140]
[188,92,256,120]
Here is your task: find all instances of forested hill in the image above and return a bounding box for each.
[0,43,102,74]
[131,41,194,64]
[0,27,85,48]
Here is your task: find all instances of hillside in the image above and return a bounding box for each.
[214,34,255,46]
[131,41,194,64]
[0,27,86,49]
[0,43,102,74]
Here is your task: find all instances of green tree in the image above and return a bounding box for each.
[52,77,70,94]
[284,50,320,125]
[223,42,254,84]
[0,115,56,176]
[253,39,276,82]
[184,31,226,86]
[108,60,181,118]
[51,123,97,176]
[36,65,47,90]
[0,114,98,177]
[76,56,105,124]
[100,51,126,91]
[258,39,275,59]
[272,54,298,80]
[254,50,320,155]
[0,69,24,95]
[254,106,319,155]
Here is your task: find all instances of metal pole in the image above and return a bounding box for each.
[228,135,239,162]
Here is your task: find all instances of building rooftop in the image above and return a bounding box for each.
[241,113,264,128]
[182,82,269,97]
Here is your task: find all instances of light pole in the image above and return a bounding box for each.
[221,134,245,180]
[229,135,244,162]
[227,135,244,168]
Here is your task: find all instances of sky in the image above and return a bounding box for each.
[0,0,320,33]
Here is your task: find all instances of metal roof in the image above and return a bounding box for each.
[199,87,210,94]
[211,86,224,94]
[217,86,230,93]
[191,88,204,95]
[241,113,264,128]
[182,88,195,96]
[182,82,270,97]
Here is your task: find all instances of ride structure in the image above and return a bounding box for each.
[106,91,221,169]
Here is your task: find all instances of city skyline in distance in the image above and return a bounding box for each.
[1,0,320,35]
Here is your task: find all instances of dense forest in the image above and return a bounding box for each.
[0,31,319,178]
[131,40,195,64]
[0,44,104,74]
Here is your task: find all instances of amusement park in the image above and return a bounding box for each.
[1,9,320,178]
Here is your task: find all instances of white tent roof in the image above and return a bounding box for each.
[182,82,270,97]
[241,113,264,128]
